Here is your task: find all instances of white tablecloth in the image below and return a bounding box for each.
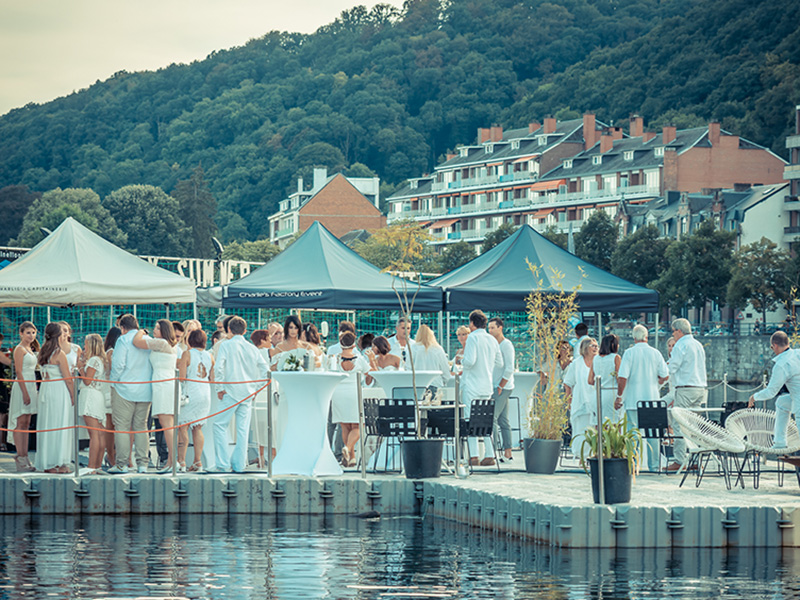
[271,372,346,476]
[511,372,540,445]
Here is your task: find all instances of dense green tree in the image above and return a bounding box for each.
[104,185,189,255]
[653,220,736,315]
[574,210,618,271]
[216,210,250,243]
[438,240,476,273]
[611,224,672,288]
[481,223,517,254]
[727,238,793,323]
[12,188,127,248]
[172,166,217,258]
[221,238,280,263]
[0,185,40,245]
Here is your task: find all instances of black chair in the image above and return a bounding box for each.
[636,400,672,473]
[427,398,499,472]
[366,387,427,472]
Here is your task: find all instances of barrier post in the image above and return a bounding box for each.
[595,376,605,505]
[73,374,80,477]
[454,374,463,478]
[172,373,179,476]
[266,378,273,478]
[723,372,728,406]
[357,373,366,479]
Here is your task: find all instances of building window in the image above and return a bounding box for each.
[538,135,547,146]
[654,146,664,157]
[511,140,520,150]
[624,151,634,161]
[564,159,573,169]
[485,143,493,154]
[459,147,469,158]
[592,155,602,165]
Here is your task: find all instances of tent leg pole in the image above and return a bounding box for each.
[446,313,451,355]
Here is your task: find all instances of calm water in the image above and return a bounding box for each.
[1,513,799,599]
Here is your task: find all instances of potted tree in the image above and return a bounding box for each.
[579,414,642,504]
[522,263,578,474]
[384,221,444,479]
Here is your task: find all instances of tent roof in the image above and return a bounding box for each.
[429,224,659,312]
[0,217,196,307]
[223,221,443,312]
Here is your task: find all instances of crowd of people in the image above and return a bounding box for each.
[7,311,794,475]
[2,309,520,473]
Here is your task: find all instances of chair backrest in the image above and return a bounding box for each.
[376,387,428,437]
[636,401,669,438]
[427,403,467,439]
[723,407,800,452]
[720,401,748,427]
[466,398,495,437]
[672,407,745,453]
[363,397,382,436]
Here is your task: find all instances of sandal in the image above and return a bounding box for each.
[187,462,203,472]
[341,446,351,466]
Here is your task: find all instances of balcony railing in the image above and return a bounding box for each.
[784,164,800,178]
[786,134,800,149]
[430,170,537,192]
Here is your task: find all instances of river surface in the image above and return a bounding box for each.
[0,514,798,599]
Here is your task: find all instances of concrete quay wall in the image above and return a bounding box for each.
[648,336,772,383]
[3,473,800,549]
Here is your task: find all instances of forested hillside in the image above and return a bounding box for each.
[0,0,797,247]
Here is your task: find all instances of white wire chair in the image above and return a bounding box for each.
[724,408,800,489]
[670,407,746,489]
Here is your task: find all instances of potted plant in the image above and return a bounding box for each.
[579,414,642,504]
[385,221,444,479]
[522,263,579,474]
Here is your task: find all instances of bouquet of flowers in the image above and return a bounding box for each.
[274,348,308,372]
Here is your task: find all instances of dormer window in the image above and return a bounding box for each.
[563,159,573,169]
[511,140,520,150]
[409,180,418,189]
[592,155,602,166]
[485,143,494,154]
[459,147,469,158]
[655,146,664,157]
[538,135,547,146]
[623,150,634,161]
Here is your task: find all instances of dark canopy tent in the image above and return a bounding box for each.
[429,224,659,312]
[222,221,443,312]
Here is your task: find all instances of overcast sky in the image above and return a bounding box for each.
[0,0,403,116]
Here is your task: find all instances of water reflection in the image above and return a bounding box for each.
[0,514,798,599]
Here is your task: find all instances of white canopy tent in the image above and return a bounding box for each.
[0,217,196,307]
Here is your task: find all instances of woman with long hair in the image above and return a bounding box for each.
[301,323,324,369]
[588,333,622,422]
[35,323,75,473]
[57,321,82,375]
[78,334,108,474]
[102,326,122,468]
[410,324,451,389]
[563,337,599,457]
[133,319,179,472]
[8,321,39,472]
[369,336,402,371]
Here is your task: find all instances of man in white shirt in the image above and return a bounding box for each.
[461,310,503,466]
[666,318,707,471]
[388,317,415,368]
[488,317,515,462]
[213,316,271,473]
[616,324,669,471]
[109,314,152,474]
[749,331,800,449]
[573,322,590,360]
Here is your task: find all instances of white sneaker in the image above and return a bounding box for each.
[137,465,148,474]
[107,465,129,474]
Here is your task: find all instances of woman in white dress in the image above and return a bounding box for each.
[35,323,75,474]
[588,334,622,423]
[368,336,401,371]
[133,319,178,471]
[270,315,311,366]
[8,321,39,472]
[563,337,598,457]
[177,319,201,355]
[177,329,214,472]
[249,329,274,468]
[77,334,108,474]
[102,327,122,467]
[57,321,82,375]
[301,323,324,370]
[331,332,372,467]
[410,324,451,389]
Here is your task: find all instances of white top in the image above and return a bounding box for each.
[668,334,707,387]
[618,341,669,410]
[753,348,800,403]
[461,328,502,402]
[573,335,590,360]
[215,335,271,400]
[409,344,451,388]
[492,338,515,391]
[388,335,416,368]
[83,355,107,393]
[592,354,618,390]
[563,357,595,419]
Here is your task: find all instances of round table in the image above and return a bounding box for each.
[510,372,541,446]
[271,372,346,476]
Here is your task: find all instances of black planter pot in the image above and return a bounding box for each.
[402,438,444,479]
[522,438,562,474]
[588,457,632,504]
